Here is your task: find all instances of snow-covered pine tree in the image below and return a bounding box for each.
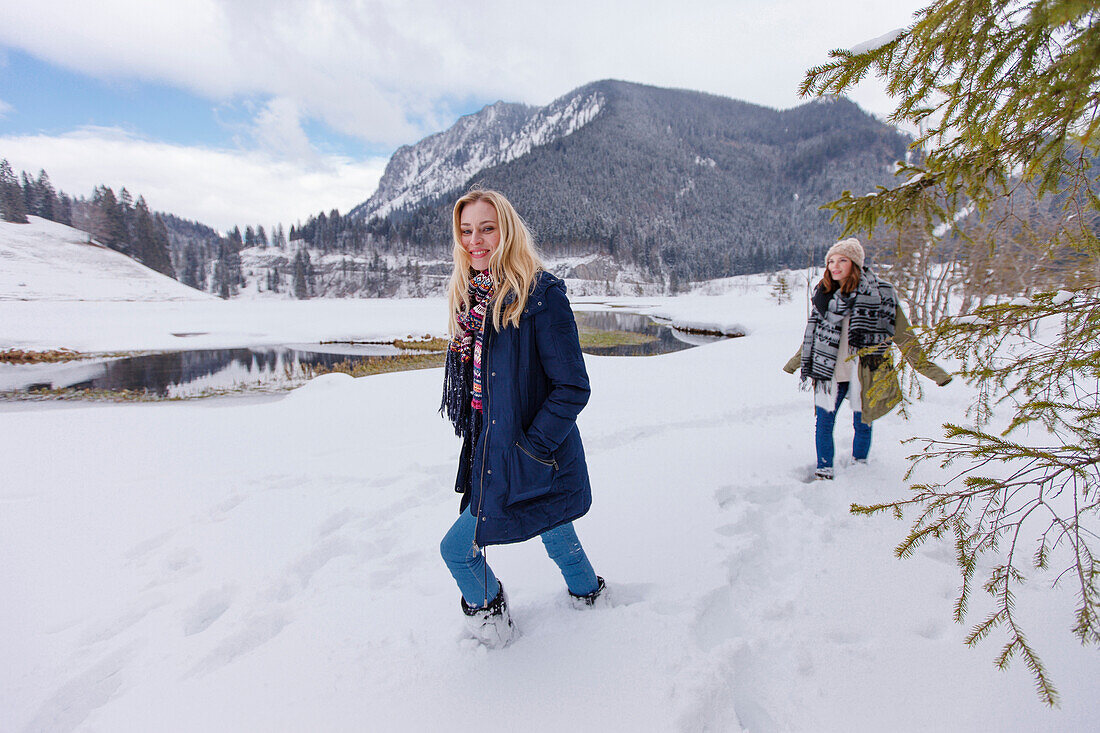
[801,0,1100,706]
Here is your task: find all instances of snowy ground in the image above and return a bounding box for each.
[3,274,1099,731]
[0,297,445,354]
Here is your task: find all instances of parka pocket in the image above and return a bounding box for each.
[862,353,902,417]
[504,435,558,506]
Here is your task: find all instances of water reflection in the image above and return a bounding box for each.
[0,345,407,398]
[574,311,728,356]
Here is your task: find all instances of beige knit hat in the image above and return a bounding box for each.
[825,237,865,269]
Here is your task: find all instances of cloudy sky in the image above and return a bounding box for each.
[0,1,928,231]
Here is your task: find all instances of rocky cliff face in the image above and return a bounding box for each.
[352,90,603,221]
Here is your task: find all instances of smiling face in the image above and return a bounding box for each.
[826,254,853,283]
[458,199,500,272]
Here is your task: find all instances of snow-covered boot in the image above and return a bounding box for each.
[461,581,516,648]
[569,576,608,609]
[814,467,834,481]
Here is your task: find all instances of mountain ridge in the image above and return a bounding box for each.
[4,80,912,299]
[349,79,909,285]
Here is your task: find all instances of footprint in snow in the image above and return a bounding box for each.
[124,529,176,562]
[187,611,289,677]
[24,646,135,733]
[182,586,235,636]
[314,507,364,538]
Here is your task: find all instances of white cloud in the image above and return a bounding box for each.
[0,98,12,119]
[0,128,386,231]
[1,1,930,146]
[0,0,928,231]
[250,97,319,164]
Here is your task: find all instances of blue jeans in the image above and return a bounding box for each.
[815,381,872,469]
[440,507,599,608]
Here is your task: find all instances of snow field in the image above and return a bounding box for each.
[0,297,446,354]
[0,218,211,303]
[2,281,1098,732]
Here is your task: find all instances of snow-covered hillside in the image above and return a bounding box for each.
[2,278,1097,731]
[0,217,211,302]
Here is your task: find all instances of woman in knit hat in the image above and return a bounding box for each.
[784,238,952,480]
[438,187,605,647]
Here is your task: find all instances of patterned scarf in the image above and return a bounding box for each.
[800,268,896,388]
[441,271,495,436]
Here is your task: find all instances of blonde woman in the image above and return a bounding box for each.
[439,188,605,647]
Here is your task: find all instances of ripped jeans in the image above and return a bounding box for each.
[440,506,599,608]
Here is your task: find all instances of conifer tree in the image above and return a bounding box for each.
[130,197,156,264]
[801,0,1099,705]
[207,237,239,298]
[214,236,243,296]
[0,159,28,223]
[152,215,174,276]
[118,187,134,246]
[35,170,56,221]
[92,186,128,251]
[129,197,174,276]
[293,249,310,299]
[20,171,36,216]
[213,258,230,299]
[770,272,791,304]
[55,193,73,226]
[179,246,204,290]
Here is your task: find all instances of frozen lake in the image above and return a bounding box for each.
[1,310,733,399]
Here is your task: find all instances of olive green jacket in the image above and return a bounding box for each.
[783,306,951,424]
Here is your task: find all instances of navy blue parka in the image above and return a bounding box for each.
[455,271,592,545]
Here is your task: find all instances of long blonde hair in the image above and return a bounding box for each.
[447,188,543,334]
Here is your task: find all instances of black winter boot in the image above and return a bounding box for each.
[461,581,516,648]
[569,576,608,609]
